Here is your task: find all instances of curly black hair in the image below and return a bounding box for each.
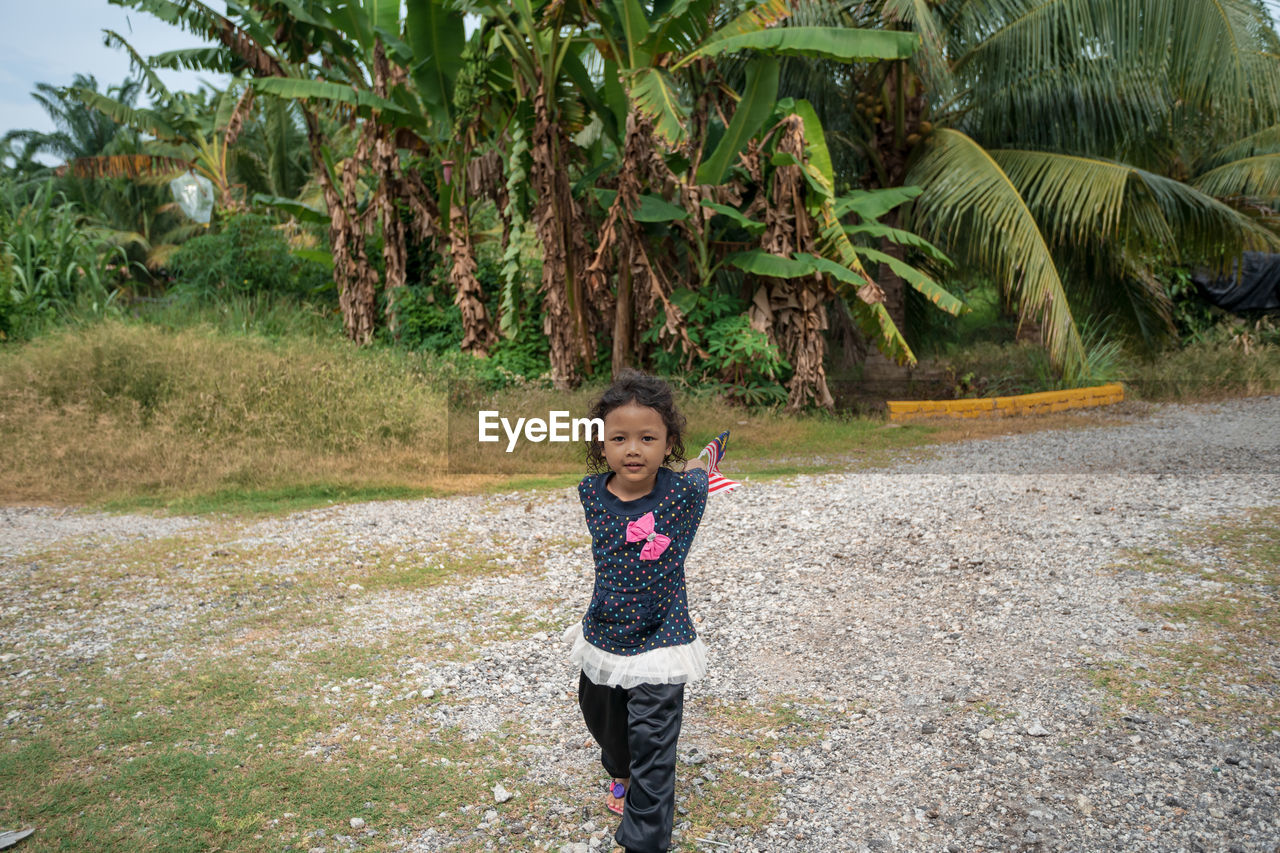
[585,369,687,474]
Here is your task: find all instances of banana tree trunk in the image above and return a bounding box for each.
[372,41,405,341]
[763,115,835,411]
[450,198,496,355]
[878,218,907,335]
[304,111,378,345]
[613,261,633,373]
[530,74,591,388]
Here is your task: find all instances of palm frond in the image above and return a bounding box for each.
[1192,153,1280,202]
[1201,120,1280,169]
[1169,0,1280,129]
[995,147,1280,262]
[66,154,190,180]
[101,30,173,101]
[944,0,1280,153]
[906,128,1084,374]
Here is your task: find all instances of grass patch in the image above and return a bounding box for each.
[1119,334,1280,402]
[350,533,518,592]
[0,652,536,852]
[0,507,601,851]
[1,320,1146,515]
[0,322,447,507]
[1085,507,1280,733]
[969,700,1018,723]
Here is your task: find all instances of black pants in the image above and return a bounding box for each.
[578,670,685,853]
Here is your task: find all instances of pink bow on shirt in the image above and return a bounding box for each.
[626,511,671,560]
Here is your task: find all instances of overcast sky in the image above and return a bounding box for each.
[0,0,224,145]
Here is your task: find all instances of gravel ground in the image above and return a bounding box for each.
[3,396,1278,852]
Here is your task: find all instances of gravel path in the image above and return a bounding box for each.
[3,396,1279,852]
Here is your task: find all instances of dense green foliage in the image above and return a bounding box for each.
[167,214,328,298]
[2,0,1279,407]
[0,183,125,339]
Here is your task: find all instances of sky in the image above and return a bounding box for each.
[0,0,225,147]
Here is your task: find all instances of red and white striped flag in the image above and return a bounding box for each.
[698,430,740,495]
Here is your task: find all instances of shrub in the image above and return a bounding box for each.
[167,214,329,297]
[644,286,790,405]
[1121,317,1280,400]
[0,254,14,341]
[393,283,463,352]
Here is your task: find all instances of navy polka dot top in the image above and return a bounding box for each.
[578,466,709,655]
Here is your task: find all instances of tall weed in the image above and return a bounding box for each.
[1121,318,1280,400]
[0,183,125,338]
[0,322,446,503]
[131,290,341,340]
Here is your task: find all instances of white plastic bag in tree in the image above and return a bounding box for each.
[169,171,215,224]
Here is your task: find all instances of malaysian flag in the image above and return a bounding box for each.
[698,430,740,495]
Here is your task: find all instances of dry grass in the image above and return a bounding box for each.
[1120,339,1280,402]
[1,320,1149,514]
[0,323,446,506]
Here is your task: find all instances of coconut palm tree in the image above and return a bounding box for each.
[775,0,1280,376]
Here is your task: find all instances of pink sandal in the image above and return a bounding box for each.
[606,780,627,816]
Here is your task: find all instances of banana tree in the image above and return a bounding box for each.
[107,0,386,338]
[478,0,603,387]
[108,0,447,345]
[582,0,943,406]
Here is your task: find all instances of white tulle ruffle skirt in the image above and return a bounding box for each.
[564,622,706,689]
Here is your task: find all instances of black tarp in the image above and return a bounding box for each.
[1192,252,1280,312]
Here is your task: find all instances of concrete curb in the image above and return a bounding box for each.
[887,383,1125,421]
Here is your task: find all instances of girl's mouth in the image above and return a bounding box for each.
[624,463,644,471]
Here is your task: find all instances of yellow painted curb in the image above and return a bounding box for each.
[887,383,1124,422]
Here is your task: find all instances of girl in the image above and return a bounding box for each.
[564,369,733,853]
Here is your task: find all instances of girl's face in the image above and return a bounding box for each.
[601,401,672,497]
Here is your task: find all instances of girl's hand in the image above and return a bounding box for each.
[681,457,709,472]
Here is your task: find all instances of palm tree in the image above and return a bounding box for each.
[2,75,140,167]
[0,75,199,277]
[780,0,1280,376]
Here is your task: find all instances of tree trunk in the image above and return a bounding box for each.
[530,73,592,388]
[612,261,633,374]
[450,199,496,355]
[761,115,835,411]
[303,110,377,345]
[877,226,907,336]
[372,40,405,341]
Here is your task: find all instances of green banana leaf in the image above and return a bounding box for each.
[697,57,779,186]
